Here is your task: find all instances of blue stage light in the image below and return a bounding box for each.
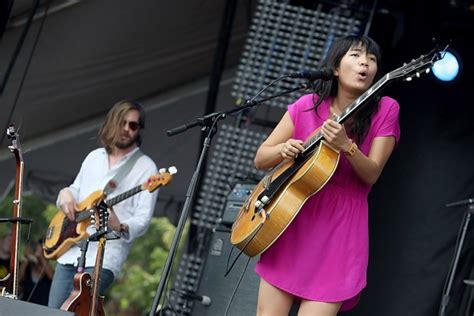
[432,51,460,82]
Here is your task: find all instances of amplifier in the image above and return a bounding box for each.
[221,183,254,226]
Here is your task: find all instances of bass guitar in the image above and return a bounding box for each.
[0,125,25,298]
[43,166,177,259]
[231,46,444,257]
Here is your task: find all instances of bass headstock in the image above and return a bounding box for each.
[143,166,178,193]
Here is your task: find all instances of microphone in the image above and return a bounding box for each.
[288,67,333,81]
[175,289,212,306]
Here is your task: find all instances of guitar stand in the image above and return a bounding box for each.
[88,230,120,242]
[76,239,90,273]
[0,216,32,298]
[439,198,474,316]
[0,216,33,241]
[74,230,119,273]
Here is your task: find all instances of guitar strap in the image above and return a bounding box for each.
[103,149,143,196]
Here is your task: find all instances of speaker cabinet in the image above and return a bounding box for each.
[0,297,74,316]
[191,228,259,316]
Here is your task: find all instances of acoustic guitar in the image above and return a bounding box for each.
[231,46,443,257]
[0,125,25,298]
[61,200,109,316]
[43,166,177,259]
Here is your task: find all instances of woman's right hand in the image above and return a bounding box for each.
[59,188,78,221]
[280,139,305,159]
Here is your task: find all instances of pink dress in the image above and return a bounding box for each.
[255,94,400,311]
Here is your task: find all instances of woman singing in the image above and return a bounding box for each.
[254,35,400,316]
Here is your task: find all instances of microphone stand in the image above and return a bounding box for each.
[439,197,474,316]
[148,80,311,315]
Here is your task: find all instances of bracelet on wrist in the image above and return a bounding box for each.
[344,140,357,156]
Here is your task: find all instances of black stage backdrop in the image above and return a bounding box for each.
[345,2,474,315]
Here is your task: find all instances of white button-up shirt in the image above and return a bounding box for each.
[57,147,158,278]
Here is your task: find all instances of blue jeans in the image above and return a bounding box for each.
[48,263,115,309]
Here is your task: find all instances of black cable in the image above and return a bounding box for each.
[25,264,45,302]
[0,0,51,146]
[224,222,262,278]
[363,0,378,36]
[0,0,40,96]
[224,255,251,316]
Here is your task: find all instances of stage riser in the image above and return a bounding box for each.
[0,297,74,316]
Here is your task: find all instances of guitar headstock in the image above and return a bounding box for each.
[388,43,448,82]
[6,124,23,161]
[143,166,177,193]
[90,200,109,233]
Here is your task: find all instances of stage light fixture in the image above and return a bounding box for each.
[432,50,460,82]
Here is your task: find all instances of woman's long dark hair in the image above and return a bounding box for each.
[312,35,383,144]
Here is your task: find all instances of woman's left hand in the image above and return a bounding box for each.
[321,119,352,152]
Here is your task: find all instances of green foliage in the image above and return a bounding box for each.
[107,217,189,315]
[1,191,187,315]
[0,192,56,243]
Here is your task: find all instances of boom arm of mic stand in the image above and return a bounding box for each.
[242,82,310,108]
[446,198,474,207]
[167,112,227,136]
[166,81,310,137]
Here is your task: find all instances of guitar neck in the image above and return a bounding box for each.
[8,157,24,297]
[90,236,106,316]
[75,184,144,222]
[106,184,143,206]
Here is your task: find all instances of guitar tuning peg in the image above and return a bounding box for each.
[416,72,420,78]
[405,77,413,82]
[168,166,178,174]
[159,168,166,173]
[425,68,430,74]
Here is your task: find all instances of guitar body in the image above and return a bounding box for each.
[43,190,105,259]
[61,272,105,316]
[231,141,340,257]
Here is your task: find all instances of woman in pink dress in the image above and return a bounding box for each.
[254,35,400,316]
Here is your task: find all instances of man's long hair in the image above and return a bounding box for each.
[98,100,145,153]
